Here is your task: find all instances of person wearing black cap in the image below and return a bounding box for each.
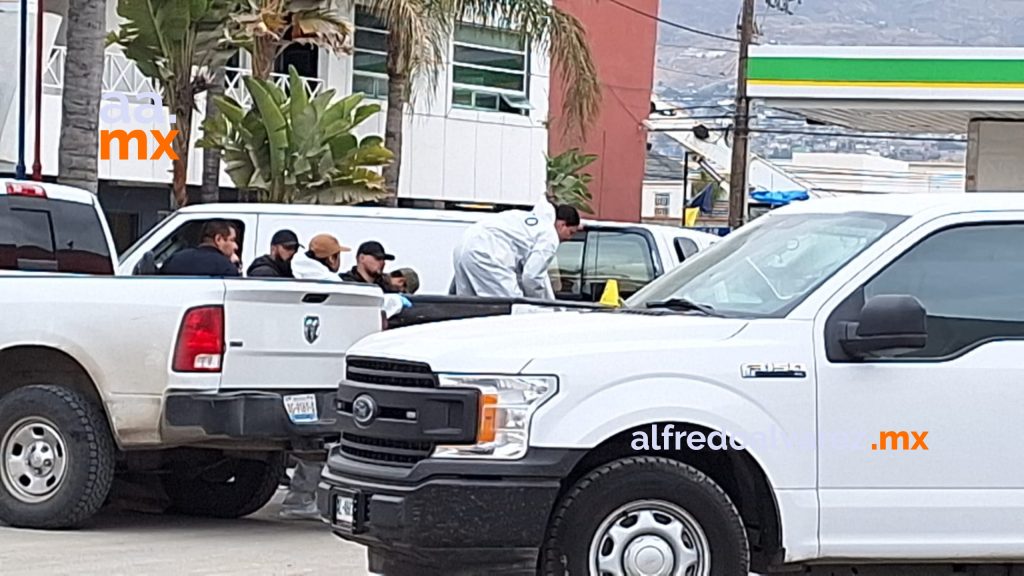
[340,240,398,292]
[247,230,302,278]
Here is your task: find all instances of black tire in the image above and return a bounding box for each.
[0,385,115,529]
[163,452,285,518]
[540,456,749,576]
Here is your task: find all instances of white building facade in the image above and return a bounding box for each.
[0,0,550,244]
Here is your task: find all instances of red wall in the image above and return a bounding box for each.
[549,0,659,222]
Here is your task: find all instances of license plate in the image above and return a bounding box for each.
[334,492,355,527]
[283,394,318,423]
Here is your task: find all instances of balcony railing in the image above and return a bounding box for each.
[45,46,326,106]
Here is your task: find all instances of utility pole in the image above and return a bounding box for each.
[728,0,755,229]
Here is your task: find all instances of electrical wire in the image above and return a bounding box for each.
[606,0,742,43]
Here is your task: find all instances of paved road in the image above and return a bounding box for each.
[0,490,369,576]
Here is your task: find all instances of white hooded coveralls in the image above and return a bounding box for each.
[291,250,405,317]
[452,194,559,299]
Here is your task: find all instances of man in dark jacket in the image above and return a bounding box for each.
[159,220,240,277]
[340,241,398,292]
[247,230,301,278]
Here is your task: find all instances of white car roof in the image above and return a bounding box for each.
[176,202,722,240]
[0,179,99,205]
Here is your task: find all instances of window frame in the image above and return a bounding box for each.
[579,228,660,301]
[825,219,1024,363]
[450,20,531,114]
[352,7,390,100]
[0,196,114,274]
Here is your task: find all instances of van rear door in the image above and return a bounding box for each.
[218,280,383,391]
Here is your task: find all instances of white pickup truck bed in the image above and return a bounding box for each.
[0,273,383,529]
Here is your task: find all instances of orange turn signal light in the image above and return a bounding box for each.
[478,393,498,443]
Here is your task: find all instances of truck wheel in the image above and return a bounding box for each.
[0,385,115,529]
[540,456,749,576]
[163,452,285,518]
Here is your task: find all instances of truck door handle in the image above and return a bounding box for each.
[303,293,329,304]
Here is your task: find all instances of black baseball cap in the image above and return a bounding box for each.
[270,229,302,248]
[357,240,395,261]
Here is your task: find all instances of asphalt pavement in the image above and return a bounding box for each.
[0,490,369,576]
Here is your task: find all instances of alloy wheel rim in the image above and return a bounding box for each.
[1,417,69,504]
[589,499,711,576]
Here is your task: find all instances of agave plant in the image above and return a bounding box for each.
[198,66,394,204]
[546,148,597,214]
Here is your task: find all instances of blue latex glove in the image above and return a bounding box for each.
[400,295,412,308]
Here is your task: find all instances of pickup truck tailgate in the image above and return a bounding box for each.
[219,281,383,391]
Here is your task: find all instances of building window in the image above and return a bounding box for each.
[655,193,670,207]
[353,8,389,99]
[452,22,531,114]
[654,207,669,217]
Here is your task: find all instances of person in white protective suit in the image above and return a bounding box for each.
[452,194,581,299]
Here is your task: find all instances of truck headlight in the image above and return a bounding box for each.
[432,374,557,460]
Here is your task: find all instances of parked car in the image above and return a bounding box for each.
[0,182,387,529]
[317,193,1024,575]
[0,180,117,275]
[116,203,719,301]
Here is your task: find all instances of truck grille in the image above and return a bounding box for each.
[339,432,435,466]
[339,356,440,466]
[345,356,437,388]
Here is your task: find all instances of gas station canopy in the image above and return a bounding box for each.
[748,46,1024,134]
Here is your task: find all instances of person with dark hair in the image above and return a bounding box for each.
[452,193,580,299]
[159,219,240,277]
[340,241,398,291]
[247,229,302,278]
[389,267,420,294]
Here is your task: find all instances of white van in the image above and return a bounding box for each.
[117,204,720,300]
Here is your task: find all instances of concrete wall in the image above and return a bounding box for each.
[549,0,658,222]
[966,120,1024,193]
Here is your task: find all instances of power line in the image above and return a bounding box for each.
[606,0,741,43]
[658,42,739,53]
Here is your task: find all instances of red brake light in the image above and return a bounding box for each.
[173,306,225,372]
[6,182,46,197]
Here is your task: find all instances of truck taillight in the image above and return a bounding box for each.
[6,182,46,197]
[173,306,224,372]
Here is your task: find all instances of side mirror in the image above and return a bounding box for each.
[840,295,927,359]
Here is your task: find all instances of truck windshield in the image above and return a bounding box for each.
[628,211,906,318]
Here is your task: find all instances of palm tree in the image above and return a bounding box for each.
[108,0,237,208]
[57,0,107,193]
[229,0,352,81]
[361,0,601,204]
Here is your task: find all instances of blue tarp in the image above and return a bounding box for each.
[749,190,810,207]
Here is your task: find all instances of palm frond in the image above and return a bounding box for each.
[361,0,454,100]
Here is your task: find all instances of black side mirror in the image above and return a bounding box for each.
[840,295,927,359]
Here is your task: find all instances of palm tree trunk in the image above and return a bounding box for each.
[171,104,192,208]
[252,37,276,81]
[57,0,106,193]
[200,68,225,204]
[383,31,408,207]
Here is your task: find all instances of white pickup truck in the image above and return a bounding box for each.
[0,181,384,529]
[317,193,1024,576]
